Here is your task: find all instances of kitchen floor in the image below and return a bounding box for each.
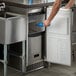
[0,61,76,76]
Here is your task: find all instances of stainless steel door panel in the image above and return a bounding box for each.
[0,12,27,44]
[28,35,42,65]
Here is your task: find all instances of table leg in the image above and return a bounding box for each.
[4,44,7,76]
[22,41,26,73]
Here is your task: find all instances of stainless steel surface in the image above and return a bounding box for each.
[72,32,76,43]
[26,61,44,72]
[26,66,44,73]
[7,6,44,15]
[0,60,4,63]
[0,1,47,76]
[4,44,7,76]
[0,5,46,75]
[29,14,45,32]
[1,0,53,9]
[6,6,28,15]
[26,13,29,66]
[3,0,28,4]
[3,0,46,4]
[72,8,76,32]
[0,12,27,44]
[0,3,5,11]
[28,8,42,14]
[22,41,26,73]
[28,35,42,65]
[28,13,45,65]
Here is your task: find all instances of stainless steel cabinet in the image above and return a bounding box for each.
[0,12,27,76]
[0,12,27,44]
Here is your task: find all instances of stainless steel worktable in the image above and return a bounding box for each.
[0,0,53,8]
[0,1,54,76]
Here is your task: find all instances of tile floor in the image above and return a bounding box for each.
[0,61,76,76]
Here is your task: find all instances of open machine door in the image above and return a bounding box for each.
[46,7,72,66]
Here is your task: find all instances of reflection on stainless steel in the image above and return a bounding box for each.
[0,12,27,44]
[3,0,28,4]
[0,3,5,11]
[28,8,42,14]
[3,0,47,4]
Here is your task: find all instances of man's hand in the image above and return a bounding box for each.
[43,19,50,27]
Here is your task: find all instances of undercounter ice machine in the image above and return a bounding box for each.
[8,7,46,72]
[27,8,46,71]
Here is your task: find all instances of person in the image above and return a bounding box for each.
[44,0,74,27]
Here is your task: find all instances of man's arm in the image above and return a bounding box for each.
[65,0,74,9]
[44,0,74,27]
[44,0,61,27]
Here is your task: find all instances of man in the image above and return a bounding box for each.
[44,0,74,27]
